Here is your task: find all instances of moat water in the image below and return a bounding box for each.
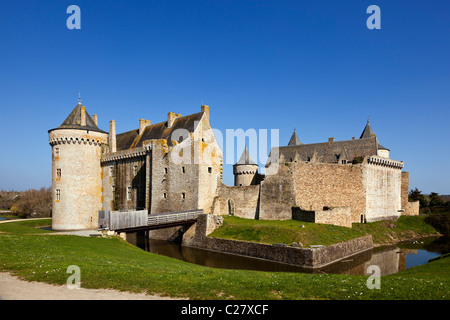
[126,234,449,276]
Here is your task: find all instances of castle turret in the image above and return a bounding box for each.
[233,146,259,186]
[288,128,302,146]
[48,97,108,230]
[360,118,390,158]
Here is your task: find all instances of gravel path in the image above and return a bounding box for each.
[0,272,174,300]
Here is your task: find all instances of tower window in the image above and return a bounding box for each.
[56,168,61,178]
[163,192,167,199]
[110,166,114,176]
[182,167,185,173]
[56,189,61,201]
[182,192,186,199]
[112,185,116,193]
[55,148,60,157]
[208,167,212,173]
[127,187,132,200]
[164,168,168,174]
[133,165,138,176]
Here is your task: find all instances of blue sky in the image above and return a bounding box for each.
[0,0,449,193]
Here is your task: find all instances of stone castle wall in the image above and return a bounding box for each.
[101,155,146,211]
[362,157,403,222]
[292,161,365,223]
[212,183,260,218]
[401,171,409,210]
[258,163,296,220]
[292,207,352,228]
[49,128,107,230]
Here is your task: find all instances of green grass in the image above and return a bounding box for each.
[352,215,440,244]
[210,215,441,247]
[0,218,52,234]
[0,217,448,300]
[209,216,366,246]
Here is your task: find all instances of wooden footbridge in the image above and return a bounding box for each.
[98,209,202,233]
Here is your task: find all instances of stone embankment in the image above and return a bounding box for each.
[181,214,373,268]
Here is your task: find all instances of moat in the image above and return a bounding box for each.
[126,233,449,276]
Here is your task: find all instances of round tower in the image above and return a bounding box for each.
[233,146,259,186]
[48,97,108,230]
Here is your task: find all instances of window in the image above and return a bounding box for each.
[133,165,138,175]
[55,148,60,157]
[110,166,114,176]
[164,168,168,174]
[182,192,186,199]
[208,167,212,173]
[163,193,167,199]
[112,185,116,193]
[182,167,185,173]
[56,168,61,178]
[56,189,61,201]
[127,187,132,200]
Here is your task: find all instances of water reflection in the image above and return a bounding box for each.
[126,233,446,275]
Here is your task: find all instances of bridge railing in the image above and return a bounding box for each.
[110,210,148,230]
[147,210,202,226]
[100,209,203,231]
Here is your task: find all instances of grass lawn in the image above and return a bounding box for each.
[209,215,441,246]
[0,218,448,300]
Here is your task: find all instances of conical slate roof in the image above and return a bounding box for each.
[359,120,375,139]
[359,119,389,151]
[235,146,257,165]
[288,128,302,146]
[49,99,106,133]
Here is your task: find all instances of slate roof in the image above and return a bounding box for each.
[272,121,390,164]
[288,129,302,146]
[115,112,204,151]
[278,137,380,163]
[235,146,257,165]
[360,120,376,139]
[49,103,107,134]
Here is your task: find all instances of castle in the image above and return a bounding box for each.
[48,98,419,231]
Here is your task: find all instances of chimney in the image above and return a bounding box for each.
[201,105,210,119]
[109,120,117,153]
[139,119,151,135]
[167,112,176,128]
[80,106,86,126]
[92,114,98,126]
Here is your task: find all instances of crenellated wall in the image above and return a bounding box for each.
[362,156,403,222]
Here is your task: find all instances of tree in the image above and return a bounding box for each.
[14,187,51,218]
[409,188,429,208]
[429,192,444,207]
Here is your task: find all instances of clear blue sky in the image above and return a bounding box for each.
[0,0,449,194]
